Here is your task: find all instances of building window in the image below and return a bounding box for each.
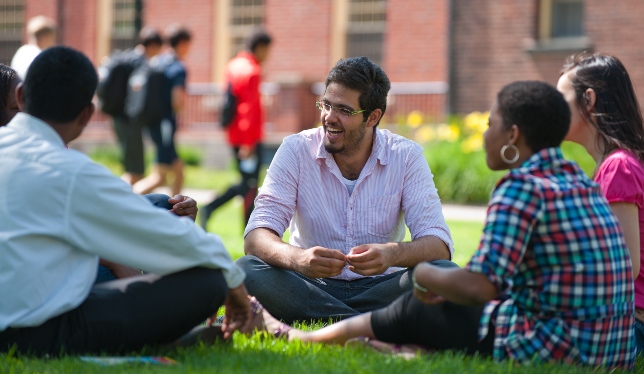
[230,0,264,58]
[552,0,583,37]
[111,0,141,51]
[346,0,386,66]
[0,0,24,65]
[539,0,584,40]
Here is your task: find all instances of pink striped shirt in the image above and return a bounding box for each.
[244,127,453,280]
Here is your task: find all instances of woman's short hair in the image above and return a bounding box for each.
[561,53,644,161]
[497,81,570,152]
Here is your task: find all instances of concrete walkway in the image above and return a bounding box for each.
[155,187,488,222]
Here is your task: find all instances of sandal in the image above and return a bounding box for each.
[247,296,293,338]
[345,337,430,359]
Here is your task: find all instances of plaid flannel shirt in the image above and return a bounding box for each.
[467,147,635,369]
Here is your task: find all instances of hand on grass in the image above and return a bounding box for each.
[168,194,198,221]
[220,284,252,339]
[296,246,346,278]
[346,243,396,276]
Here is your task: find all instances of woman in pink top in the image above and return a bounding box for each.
[557,54,644,352]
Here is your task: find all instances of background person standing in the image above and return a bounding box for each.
[97,27,164,186]
[133,25,191,197]
[200,29,272,230]
[10,16,56,79]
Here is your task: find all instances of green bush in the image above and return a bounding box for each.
[178,145,203,167]
[424,140,598,205]
[425,141,502,204]
[88,146,121,166]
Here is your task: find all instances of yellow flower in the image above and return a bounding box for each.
[415,125,435,143]
[407,110,424,128]
[464,111,489,134]
[461,133,484,153]
[436,123,460,142]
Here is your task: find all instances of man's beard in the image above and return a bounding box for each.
[324,122,367,157]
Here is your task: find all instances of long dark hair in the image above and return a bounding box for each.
[0,63,19,126]
[561,54,644,162]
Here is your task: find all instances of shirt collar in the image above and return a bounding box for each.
[6,112,66,148]
[315,127,389,165]
[517,146,565,172]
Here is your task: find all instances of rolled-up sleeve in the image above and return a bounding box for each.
[244,135,300,238]
[67,162,245,288]
[402,147,454,255]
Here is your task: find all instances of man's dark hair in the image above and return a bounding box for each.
[138,27,163,47]
[0,64,19,125]
[497,81,570,152]
[325,57,390,125]
[166,24,191,48]
[22,46,98,123]
[246,28,272,53]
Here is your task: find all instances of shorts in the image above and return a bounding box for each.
[147,117,179,165]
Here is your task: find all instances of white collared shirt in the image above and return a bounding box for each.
[0,113,245,330]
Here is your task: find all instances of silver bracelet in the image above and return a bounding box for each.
[412,265,428,293]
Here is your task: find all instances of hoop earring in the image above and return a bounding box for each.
[500,145,520,164]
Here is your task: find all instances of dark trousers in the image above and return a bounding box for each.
[203,143,262,225]
[236,255,459,324]
[0,268,228,356]
[371,291,494,355]
[112,115,145,175]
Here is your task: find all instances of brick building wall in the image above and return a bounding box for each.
[450,0,644,114]
[143,0,215,83]
[262,0,332,84]
[384,0,448,83]
[585,0,644,109]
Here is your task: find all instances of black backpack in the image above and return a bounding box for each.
[220,82,237,128]
[125,55,172,125]
[96,49,143,117]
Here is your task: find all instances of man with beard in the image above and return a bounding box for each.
[238,57,455,323]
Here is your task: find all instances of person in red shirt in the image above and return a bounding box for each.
[200,29,272,230]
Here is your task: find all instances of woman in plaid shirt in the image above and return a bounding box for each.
[248,81,635,369]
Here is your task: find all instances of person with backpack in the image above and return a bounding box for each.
[199,29,272,230]
[133,25,191,197]
[97,27,163,186]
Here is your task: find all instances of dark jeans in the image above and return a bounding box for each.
[0,267,228,356]
[236,255,458,324]
[371,290,494,355]
[202,143,263,226]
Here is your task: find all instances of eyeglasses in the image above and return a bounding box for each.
[316,101,367,117]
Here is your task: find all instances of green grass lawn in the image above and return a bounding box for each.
[3,153,639,373]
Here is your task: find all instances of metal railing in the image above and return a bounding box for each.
[83,81,449,141]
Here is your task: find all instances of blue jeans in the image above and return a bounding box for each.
[95,193,174,284]
[235,255,458,323]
